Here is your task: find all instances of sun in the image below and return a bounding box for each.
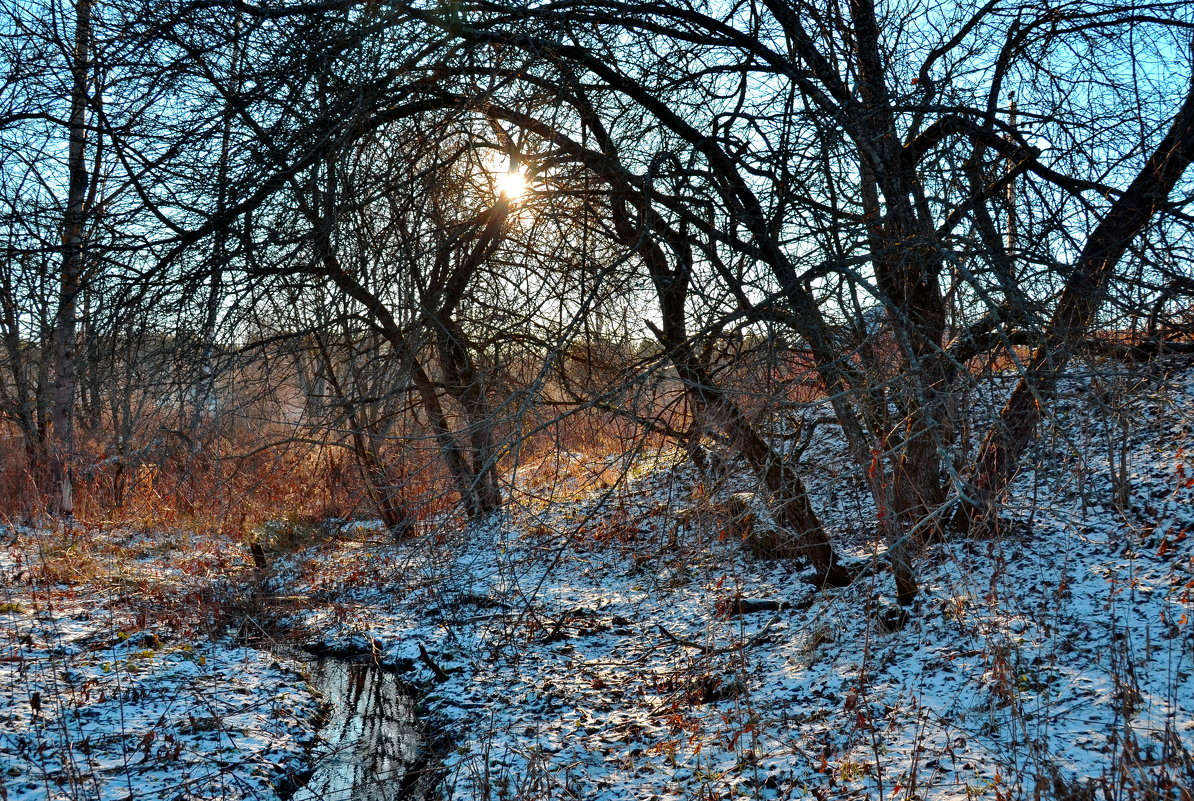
[496,168,528,200]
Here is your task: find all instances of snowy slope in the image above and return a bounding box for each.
[3,357,1192,801]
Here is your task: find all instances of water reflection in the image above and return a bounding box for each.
[292,658,422,801]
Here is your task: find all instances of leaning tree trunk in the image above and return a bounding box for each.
[312,244,484,520]
[527,43,906,596]
[669,353,852,587]
[313,333,415,539]
[622,194,850,586]
[420,199,512,520]
[962,63,1194,529]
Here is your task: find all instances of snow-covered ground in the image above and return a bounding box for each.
[0,569,321,801]
[3,358,1193,800]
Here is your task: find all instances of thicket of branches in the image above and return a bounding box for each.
[3,0,1194,603]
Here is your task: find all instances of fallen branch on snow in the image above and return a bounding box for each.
[656,614,781,655]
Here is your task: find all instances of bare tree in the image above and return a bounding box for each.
[964,64,1194,527]
[388,0,1194,597]
[4,0,1187,610]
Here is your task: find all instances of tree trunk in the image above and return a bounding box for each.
[51,0,92,518]
[410,363,484,517]
[849,0,951,540]
[962,65,1194,528]
[435,316,502,516]
[623,196,849,586]
[670,354,851,587]
[0,269,43,469]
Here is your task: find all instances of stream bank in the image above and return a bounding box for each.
[231,588,447,801]
[267,636,450,801]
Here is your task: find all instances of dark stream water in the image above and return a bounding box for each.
[290,657,429,801]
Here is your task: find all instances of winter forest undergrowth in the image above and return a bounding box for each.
[4,0,1194,799]
[3,357,1194,801]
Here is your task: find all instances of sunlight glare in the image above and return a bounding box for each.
[497,169,528,200]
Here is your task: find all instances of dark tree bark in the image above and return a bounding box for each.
[610,185,851,587]
[50,0,92,518]
[962,63,1194,528]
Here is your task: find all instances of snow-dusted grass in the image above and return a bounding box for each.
[277,514,1192,799]
[0,587,320,800]
[0,527,324,801]
[2,358,1193,800]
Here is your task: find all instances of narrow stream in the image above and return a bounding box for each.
[290,656,429,801]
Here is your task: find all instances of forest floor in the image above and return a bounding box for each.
[2,357,1193,801]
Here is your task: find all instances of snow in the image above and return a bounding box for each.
[2,357,1193,800]
[0,589,321,800]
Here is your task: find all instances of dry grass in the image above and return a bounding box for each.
[0,419,432,543]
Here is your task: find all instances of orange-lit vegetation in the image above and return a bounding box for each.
[3,1,1194,797]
